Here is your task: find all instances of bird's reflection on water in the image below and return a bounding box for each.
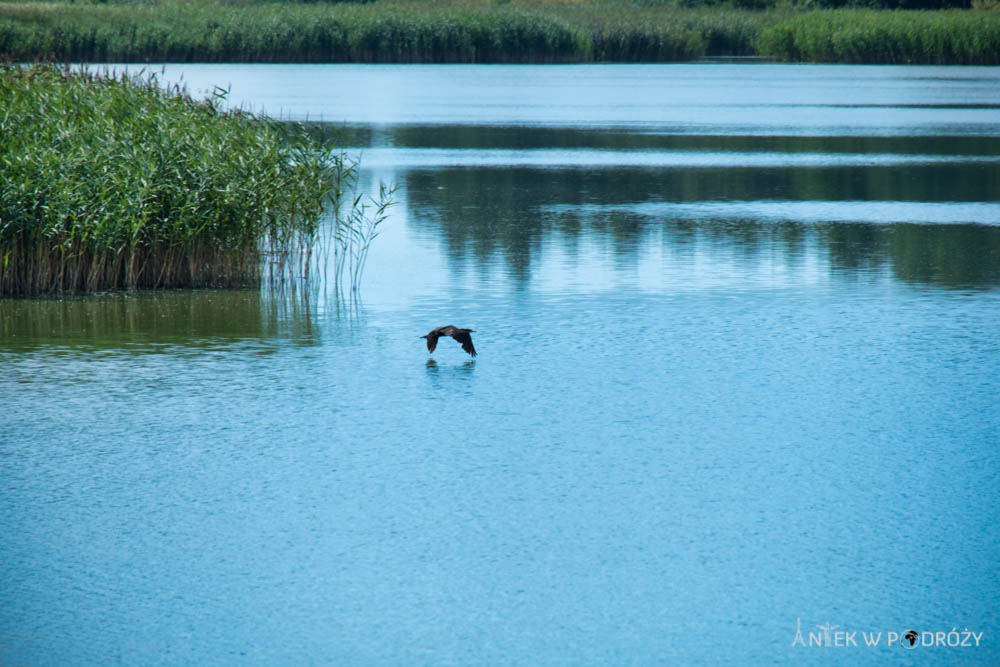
[424,358,476,388]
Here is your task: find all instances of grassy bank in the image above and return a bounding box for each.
[4,0,995,64]
[0,64,340,296]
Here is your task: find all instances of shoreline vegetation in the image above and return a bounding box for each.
[0,1,998,65]
[0,64,386,297]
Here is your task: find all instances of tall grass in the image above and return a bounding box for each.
[0,1,766,62]
[0,3,589,63]
[559,5,708,60]
[0,64,344,296]
[756,9,1000,62]
[1,1,995,63]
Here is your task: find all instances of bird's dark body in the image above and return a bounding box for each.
[422,325,476,357]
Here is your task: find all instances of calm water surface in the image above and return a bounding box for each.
[2,65,999,664]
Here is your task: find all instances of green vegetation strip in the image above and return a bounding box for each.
[5,1,995,64]
[0,64,339,296]
[758,9,1000,63]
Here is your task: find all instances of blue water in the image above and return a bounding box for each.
[2,64,999,664]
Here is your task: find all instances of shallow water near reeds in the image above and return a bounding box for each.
[3,64,1000,664]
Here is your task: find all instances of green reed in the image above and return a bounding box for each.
[0,3,587,63]
[3,0,992,64]
[756,9,1000,63]
[0,64,345,296]
[0,0,771,63]
[1,1,996,64]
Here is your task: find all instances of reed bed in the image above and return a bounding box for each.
[0,64,342,296]
[0,3,588,63]
[2,0,993,63]
[756,9,1000,63]
[0,1,784,63]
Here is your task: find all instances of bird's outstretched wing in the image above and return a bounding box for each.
[453,330,476,357]
[425,334,439,353]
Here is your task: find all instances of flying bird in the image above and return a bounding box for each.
[421,325,476,357]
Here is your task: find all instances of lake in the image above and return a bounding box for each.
[2,64,999,664]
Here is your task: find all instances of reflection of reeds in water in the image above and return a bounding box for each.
[0,65,341,297]
[0,286,329,350]
[406,167,1000,290]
